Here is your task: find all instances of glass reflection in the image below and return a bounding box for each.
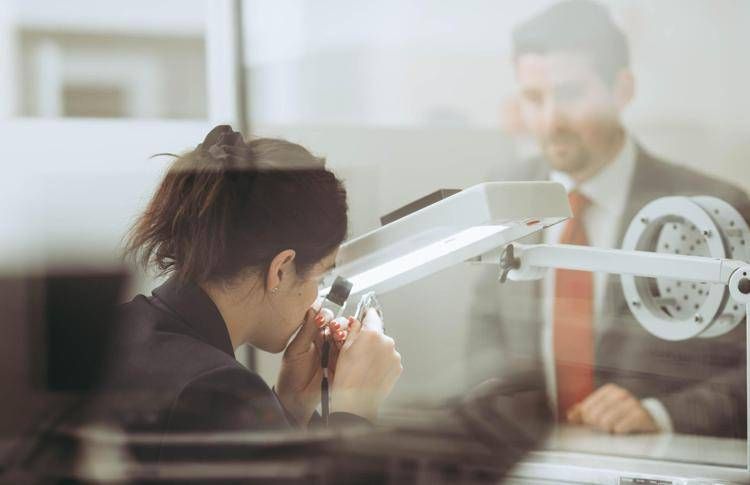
[242,0,748,471]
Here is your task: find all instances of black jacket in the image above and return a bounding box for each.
[91,276,365,460]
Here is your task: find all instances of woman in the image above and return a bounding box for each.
[104,125,401,448]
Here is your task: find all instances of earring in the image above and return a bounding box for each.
[271,287,279,294]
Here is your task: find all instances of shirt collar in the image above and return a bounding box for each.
[151,275,235,357]
[550,135,636,216]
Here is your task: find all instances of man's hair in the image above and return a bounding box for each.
[512,0,630,85]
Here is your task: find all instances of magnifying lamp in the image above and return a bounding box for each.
[319,184,750,469]
[321,181,571,298]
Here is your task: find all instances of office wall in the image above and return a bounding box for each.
[243,1,750,128]
[0,0,207,119]
[0,120,210,286]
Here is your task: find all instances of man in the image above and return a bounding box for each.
[468,0,747,437]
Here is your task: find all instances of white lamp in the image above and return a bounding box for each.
[323,187,750,469]
[322,181,571,297]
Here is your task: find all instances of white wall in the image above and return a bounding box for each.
[0,120,211,294]
[1,0,208,119]
[243,0,750,129]
[8,0,207,36]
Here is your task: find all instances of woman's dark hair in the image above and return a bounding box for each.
[126,125,348,284]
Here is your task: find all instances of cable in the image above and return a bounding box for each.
[321,335,331,426]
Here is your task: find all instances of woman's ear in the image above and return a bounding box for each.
[266,249,297,293]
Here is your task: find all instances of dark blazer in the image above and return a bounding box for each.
[468,145,749,438]
[90,276,365,461]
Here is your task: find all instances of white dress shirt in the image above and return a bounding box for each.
[540,136,673,432]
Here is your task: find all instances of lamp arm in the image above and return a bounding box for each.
[479,243,745,286]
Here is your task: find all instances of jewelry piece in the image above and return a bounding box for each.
[271,287,279,293]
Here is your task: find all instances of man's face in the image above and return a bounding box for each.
[515,51,625,175]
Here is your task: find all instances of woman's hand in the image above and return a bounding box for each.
[330,309,403,421]
[275,308,326,426]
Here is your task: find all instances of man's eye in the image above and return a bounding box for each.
[555,84,585,102]
[523,91,543,105]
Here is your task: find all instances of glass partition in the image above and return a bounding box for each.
[241,0,749,473]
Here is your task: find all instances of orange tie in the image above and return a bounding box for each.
[554,190,594,419]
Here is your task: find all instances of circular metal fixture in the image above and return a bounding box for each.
[621,196,749,341]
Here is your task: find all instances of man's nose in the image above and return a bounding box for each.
[541,99,568,133]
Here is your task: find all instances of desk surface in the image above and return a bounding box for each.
[543,424,746,468]
[3,417,746,483]
[382,407,748,482]
[384,407,746,469]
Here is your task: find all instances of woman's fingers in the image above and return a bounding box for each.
[333,328,347,344]
[383,350,403,391]
[362,308,384,333]
[323,317,348,374]
[329,319,402,421]
[328,326,347,368]
[341,317,362,351]
[284,308,319,358]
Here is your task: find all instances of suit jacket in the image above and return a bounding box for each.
[86,276,365,461]
[468,145,749,438]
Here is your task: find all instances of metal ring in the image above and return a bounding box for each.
[621,196,732,341]
[692,196,749,338]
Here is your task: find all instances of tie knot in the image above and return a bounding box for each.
[568,190,591,218]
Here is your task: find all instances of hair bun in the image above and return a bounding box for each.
[198,125,252,167]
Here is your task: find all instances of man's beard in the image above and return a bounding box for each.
[541,132,591,175]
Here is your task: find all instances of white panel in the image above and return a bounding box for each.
[0,120,209,278]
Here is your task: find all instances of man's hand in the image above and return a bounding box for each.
[567,383,659,434]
